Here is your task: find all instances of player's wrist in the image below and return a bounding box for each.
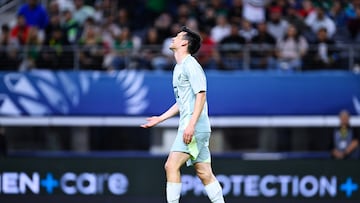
[159,115,167,122]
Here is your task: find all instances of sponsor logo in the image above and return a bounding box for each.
[0,172,128,195]
[181,174,359,198]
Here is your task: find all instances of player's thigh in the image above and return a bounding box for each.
[165,151,191,170]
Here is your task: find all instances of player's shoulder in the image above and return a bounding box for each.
[184,55,201,67]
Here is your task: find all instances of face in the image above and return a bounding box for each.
[257,22,267,32]
[340,111,350,126]
[287,25,297,36]
[28,0,37,6]
[317,29,327,41]
[169,31,187,50]
[316,7,325,18]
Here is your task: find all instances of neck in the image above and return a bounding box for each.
[173,49,190,64]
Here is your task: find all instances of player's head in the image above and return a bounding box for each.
[180,26,202,55]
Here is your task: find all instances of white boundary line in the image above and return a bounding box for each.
[0,116,359,127]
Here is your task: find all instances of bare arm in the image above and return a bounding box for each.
[141,103,179,128]
[183,91,206,144]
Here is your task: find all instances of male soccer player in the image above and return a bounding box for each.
[141,26,225,203]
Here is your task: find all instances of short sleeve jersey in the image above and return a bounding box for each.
[172,55,211,132]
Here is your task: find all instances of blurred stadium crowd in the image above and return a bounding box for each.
[1,0,360,72]
[0,0,360,157]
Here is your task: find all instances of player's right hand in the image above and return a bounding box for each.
[140,116,161,128]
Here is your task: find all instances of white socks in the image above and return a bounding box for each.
[166,182,182,203]
[204,180,225,203]
[166,180,225,203]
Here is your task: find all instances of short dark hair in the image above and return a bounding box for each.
[1,24,9,32]
[181,26,202,55]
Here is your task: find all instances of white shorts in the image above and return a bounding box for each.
[170,131,211,166]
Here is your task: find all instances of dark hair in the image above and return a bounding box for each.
[181,26,202,55]
[318,27,328,33]
[283,24,301,43]
[1,24,9,32]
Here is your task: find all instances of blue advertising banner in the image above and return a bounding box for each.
[0,70,359,116]
[0,157,359,203]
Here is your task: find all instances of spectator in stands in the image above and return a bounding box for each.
[275,24,308,72]
[208,0,229,15]
[227,0,243,25]
[100,15,121,48]
[328,1,348,29]
[80,17,99,39]
[21,27,42,70]
[210,13,231,43]
[52,0,75,13]
[10,15,31,45]
[349,18,360,70]
[115,8,132,30]
[143,0,168,27]
[100,0,116,19]
[284,5,309,34]
[0,24,20,71]
[62,9,80,44]
[219,23,246,70]
[73,0,95,25]
[330,110,360,160]
[175,3,190,26]
[107,26,134,70]
[242,0,267,24]
[185,18,199,33]
[92,0,104,24]
[48,0,60,17]
[38,27,72,69]
[186,0,203,22]
[140,27,163,70]
[153,12,173,42]
[78,25,105,70]
[267,6,289,41]
[199,6,217,28]
[297,0,315,18]
[347,6,360,41]
[344,0,360,19]
[17,0,49,30]
[197,26,219,70]
[305,27,339,70]
[44,14,63,45]
[250,22,277,70]
[305,4,336,42]
[239,18,257,43]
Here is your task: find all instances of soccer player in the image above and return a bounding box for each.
[141,26,225,203]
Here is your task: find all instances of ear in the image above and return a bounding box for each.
[181,41,188,47]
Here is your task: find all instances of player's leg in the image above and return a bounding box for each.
[194,162,225,203]
[165,151,190,203]
[191,131,225,203]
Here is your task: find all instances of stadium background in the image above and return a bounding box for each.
[0,0,360,202]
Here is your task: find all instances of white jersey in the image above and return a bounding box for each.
[172,55,211,132]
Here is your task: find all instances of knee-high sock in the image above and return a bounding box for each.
[166,182,182,203]
[205,180,225,203]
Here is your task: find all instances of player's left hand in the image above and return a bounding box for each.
[183,126,195,144]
